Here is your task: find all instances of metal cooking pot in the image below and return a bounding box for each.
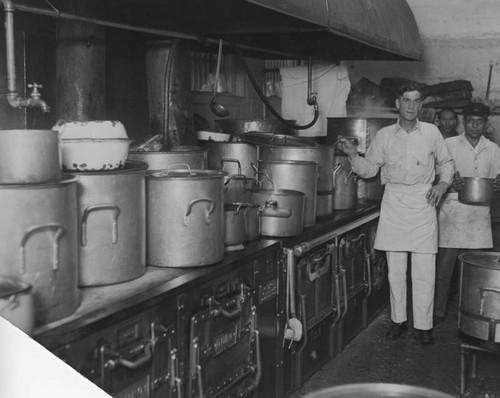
[206,141,258,177]
[304,383,455,398]
[248,186,305,237]
[256,160,318,227]
[224,203,246,247]
[0,175,80,325]
[224,173,255,204]
[241,203,261,241]
[458,177,494,205]
[146,167,225,267]
[128,145,208,170]
[333,153,358,210]
[0,129,61,184]
[239,131,318,147]
[458,252,500,342]
[0,276,34,335]
[72,160,147,286]
[214,118,296,135]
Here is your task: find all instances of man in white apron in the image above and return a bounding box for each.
[338,82,454,345]
[435,103,500,324]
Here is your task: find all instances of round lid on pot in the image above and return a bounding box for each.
[147,168,225,180]
[0,276,31,298]
[239,132,318,147]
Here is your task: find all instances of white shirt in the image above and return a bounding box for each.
[350,120,455,186]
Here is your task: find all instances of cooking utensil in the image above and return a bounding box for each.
[333,153,358,209]
[209,40,230,118]
[458,177,494,205]
[214,118,296,135]
[53,120,128,139]
[0,276,34,335]
[61,138,131,171]
[486,60,494,101]
[0,129,61,184]
[239,132,318,147]
[128,145,208,170]
[73,161,147,286]
[206,141,258,178]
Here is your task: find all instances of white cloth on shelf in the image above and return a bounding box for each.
[280,62,350,137]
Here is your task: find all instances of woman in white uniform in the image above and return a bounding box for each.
[435,103,500,324]
[338,82,455,345]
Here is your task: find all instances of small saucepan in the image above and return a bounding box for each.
[458,177,494,205]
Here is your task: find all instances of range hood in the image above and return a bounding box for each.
[15,0,422,61]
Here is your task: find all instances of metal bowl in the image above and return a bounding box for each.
[458,177,494,205]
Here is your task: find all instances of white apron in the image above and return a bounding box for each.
[375,184,437,253]
[438,192,492,248]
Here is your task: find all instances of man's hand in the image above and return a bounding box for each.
[451,171,465,192]
[337,137,358,160]
[494,174,500,192]
[426,181,448,206]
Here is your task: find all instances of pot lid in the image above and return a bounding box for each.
[458,252,500,270]
[239,132,318,147]
[0,276,31,298]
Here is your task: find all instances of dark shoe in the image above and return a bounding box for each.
[385,321,408,340]
[416,329,434,345]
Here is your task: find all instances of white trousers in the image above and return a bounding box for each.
[386,251,436,330]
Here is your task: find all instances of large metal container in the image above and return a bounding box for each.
[333,152,358,210]
[146,168,225,267]
[0,175,79,325]
[205,141,258,177]
[304,383,455,398]
[458,252,500,342]
[258,144,336,218]
[73,161,147,286]
[0,129,61,184]
[257,160,318,227]
[326,117,396,154]
[0,276,34,335]
[128,145,207,170]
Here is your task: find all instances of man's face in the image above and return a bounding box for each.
[438,110,457,134]
[395,90,422,122]
[464,115,487,140]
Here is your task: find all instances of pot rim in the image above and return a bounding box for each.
[248,187,305,197]
[71,160,148,175]
[130,145,207,154]
[257,159,318,166]
[147,169,225,180]
[0,276,32,298]
[0,173,78,189]
[61,137,131,143]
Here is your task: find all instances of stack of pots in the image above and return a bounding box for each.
[0,129,79,329]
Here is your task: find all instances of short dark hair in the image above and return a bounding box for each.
[438,109,457,119]
[396,82,423,98]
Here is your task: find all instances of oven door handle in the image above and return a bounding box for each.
[307,251,331,281]
[365,252,372,298]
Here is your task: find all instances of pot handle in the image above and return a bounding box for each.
[220,158,241,175]
[332,163,343,187]
[260,200,292,218]
[0,294,16,313]
[224,173,248,186]
[81,204,121,246]
[254,171,275,189]
[184,198,216,226]
[19,223,65,274]
[479,287,500,315]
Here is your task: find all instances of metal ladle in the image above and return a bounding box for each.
[210,39,230,118]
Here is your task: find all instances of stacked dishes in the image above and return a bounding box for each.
[55,121,147,287]
[0,129,79,329]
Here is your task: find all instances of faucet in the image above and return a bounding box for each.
[3,0,50,113]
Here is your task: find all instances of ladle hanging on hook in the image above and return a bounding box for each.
[209,39,230,118]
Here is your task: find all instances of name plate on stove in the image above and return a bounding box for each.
[213,324,238,356]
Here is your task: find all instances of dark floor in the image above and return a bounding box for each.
[290,292,500,398]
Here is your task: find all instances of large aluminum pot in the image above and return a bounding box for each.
[215,118,296,135]
[333,152,358,210]
[326,117,396,153]
[304,383,455,398]
[146,167,225,267]
[0,129,60,184]
[239,131,318,147]
[224,203,246,247]
[258,144,335,218]
[224,173,255,204]
[129,146,207,170]
[0,175,79,325]
[458,252,500,342]
[0,276,34,335]
[206,142,258,177]
[256,160,318,227]
[73,161,147,286]
[248,188,305,237]
[458,177,494,205]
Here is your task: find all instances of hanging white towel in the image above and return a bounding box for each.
[280,62,351,137]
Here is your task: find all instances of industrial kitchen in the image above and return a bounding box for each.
[0,1,499,398]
